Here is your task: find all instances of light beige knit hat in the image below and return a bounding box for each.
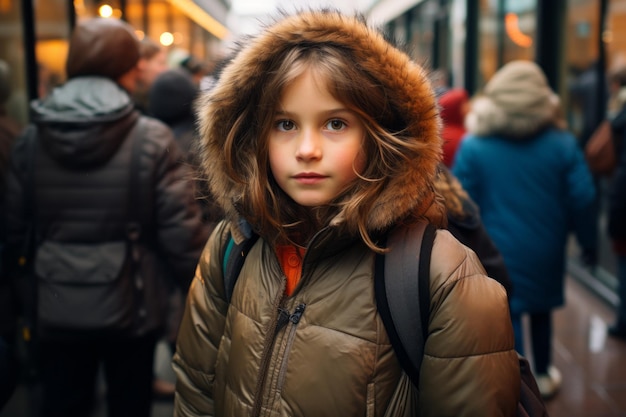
[465,60,561,138]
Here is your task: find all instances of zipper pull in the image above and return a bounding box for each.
[289,304,306,324]
[275,307,291,334]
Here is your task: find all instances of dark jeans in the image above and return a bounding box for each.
[512,311,552,374]
[39,331,158,417]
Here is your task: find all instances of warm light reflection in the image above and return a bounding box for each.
[505,12,533,48]
[0,0,11,13]
[160,32,174,46]
[165,0,228,39]
[98,4,113,18]
[73,0,86,16]
[135,30,145,40]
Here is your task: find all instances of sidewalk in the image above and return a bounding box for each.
[545,276,626,417]
[0,341,175,417]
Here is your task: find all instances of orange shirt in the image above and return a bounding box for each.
[276,245,306,295]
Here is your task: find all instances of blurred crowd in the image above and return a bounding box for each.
[0,9,624,417]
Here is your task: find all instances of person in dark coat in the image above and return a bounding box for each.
[0,58,22,412]
[148,68,224,233]
[3,18,209,417]
[147,68,224,398]
[606,65,626,339]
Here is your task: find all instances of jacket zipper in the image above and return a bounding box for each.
[276,304,306,391]
[251,302,307,416]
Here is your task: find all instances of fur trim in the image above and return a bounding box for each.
[197,9,443,233]
[465,94,560,138]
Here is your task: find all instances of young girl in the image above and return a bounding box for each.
[173,9,519,416]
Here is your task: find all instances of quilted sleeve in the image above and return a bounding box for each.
[419,229,520,417]
[173,221,230,417]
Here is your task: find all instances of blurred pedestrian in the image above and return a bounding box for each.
[173,9,519,417]
[434,164,512,297]
[4,18,208,417]
[438,88,469,167]
[453,60,597,399]
[605,65,626,339]
[179,55,208,87]
[148,68,224,228]
[568,60,606,149]
[0,58,22,411]
[147,68,224,399]
[134,36,169,114]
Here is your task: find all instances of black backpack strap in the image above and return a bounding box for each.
[375,221,437,388]
[222,231,259,303]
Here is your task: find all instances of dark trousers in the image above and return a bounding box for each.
[0,336,18,410]
[39,331,158,417]
[512,311,552,374]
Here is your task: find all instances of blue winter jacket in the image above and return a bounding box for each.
[453,128,596,313]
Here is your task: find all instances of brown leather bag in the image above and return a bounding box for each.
[585,120,616,176]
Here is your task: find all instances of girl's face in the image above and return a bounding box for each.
[269,69,366,207]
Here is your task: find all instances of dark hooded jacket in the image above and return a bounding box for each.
[173,10,519,417]
[5,76,209,338]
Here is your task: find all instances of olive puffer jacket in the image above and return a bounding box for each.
[174,220,519,417]
[173,9,519,417]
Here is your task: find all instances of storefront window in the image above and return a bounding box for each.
[35,0,71,95]
[478,0,498,88]
[0,0,28,124]
[607,0,626,70]
[407,1,437,65]
[502,0,536,63]
[564,0,601,143]
[478,0,536,90]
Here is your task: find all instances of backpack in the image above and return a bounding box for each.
[16,120,151,335]
[585,119,617,176]
[222,222,549,417]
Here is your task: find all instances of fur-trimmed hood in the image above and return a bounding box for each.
[465,60,563,140]
[197,9,444,241]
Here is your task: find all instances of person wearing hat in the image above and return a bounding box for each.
[438,87,469,167]
[452,60,597,399]
[3,17,209,417]
[0,59,22,412]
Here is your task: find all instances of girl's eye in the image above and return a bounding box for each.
[326,119,346,131]
[276,120,296,131]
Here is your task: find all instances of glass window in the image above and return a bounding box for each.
[0,0,28,124]
[478,0,498,88]
[564,0,601,143]
[502,0,536,63]
[478,0,537,89]
[607,0,626,71]
[35,0,71,95]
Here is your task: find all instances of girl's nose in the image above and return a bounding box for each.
[295,128,322,161]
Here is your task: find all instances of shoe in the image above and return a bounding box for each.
[535,365,561,400]
[608,322,626,340]
[153,378,175,401]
